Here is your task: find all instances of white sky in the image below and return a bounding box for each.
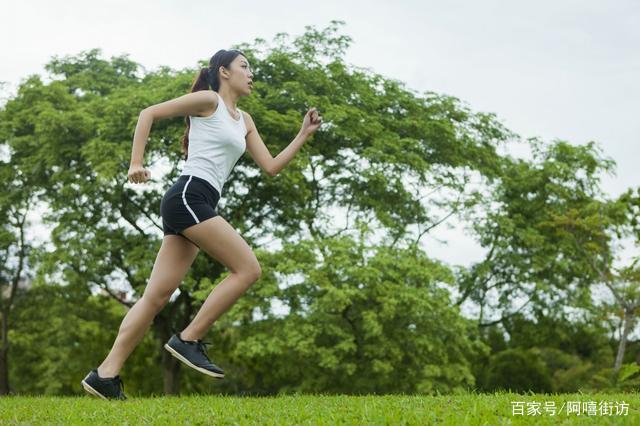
[1,0,638,269]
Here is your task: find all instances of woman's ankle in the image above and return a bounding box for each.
[178,331,200,342]
[97,364,119,378]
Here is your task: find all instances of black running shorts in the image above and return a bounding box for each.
[160,174,220,236]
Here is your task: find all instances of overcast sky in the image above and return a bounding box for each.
[2,0,638,268]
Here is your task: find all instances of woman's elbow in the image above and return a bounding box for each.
[140,108,155,122]
[266,162,278,177]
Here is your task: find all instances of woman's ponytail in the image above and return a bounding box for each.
[181,67,211,160]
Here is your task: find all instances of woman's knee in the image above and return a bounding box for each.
[235,260,261,284]
[141,293,171,311]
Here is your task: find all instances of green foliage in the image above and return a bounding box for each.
[2,21,637,397]
[474,314,615,393]
[8,283,161,396]
[457,137,622,321]
[205,231,488,395]
[589,363,640,392]
[485,348,553,393]
[504,312,613,364]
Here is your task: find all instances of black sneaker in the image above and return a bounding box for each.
[164,332,225,378]
[81,368,127,400]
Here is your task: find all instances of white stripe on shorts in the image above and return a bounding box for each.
[181,175,200,224]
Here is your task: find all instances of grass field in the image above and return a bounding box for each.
[1,392,638,425]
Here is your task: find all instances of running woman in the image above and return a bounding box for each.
[81,49,322,400]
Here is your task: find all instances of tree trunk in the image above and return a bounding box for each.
[162,343,181,395]
[152,291,195,395]
[0,348,8,396]
[614,309,634,375]
[0,311,10,395]
[152,315,181,395]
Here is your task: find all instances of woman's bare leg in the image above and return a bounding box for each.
[178,216,261,341]
[96,234,199,378]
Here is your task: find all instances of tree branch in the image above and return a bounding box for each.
[118,206,149,238]
[98,282,134,308]
[412,189,465,249]
[7,206,28,315]
[119,182,162,232]
[478,294,533,327]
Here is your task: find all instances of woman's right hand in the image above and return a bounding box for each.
[128,163,151,184]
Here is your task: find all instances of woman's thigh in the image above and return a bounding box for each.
[141,234,200,303]
[179,216,261,279]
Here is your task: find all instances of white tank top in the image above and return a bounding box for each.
[181,91,247,196]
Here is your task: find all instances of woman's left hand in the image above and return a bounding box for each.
[301,107,322,135]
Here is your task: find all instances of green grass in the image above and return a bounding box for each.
[1,392,639,425]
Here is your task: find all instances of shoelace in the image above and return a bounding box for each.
[196,340,213,362]
[114,376,125,397]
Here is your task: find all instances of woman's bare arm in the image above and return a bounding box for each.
[129,91,217,169]
[244,107,321,177]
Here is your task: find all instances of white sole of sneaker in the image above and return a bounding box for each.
[81,379,109,400]
[163,343,225,378]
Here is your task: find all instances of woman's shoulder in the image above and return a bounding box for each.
[190,90,219,118]
[240,109,253,123]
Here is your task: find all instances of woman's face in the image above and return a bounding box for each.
[221,55,253,95]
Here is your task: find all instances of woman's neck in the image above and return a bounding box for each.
[217,87,239,111]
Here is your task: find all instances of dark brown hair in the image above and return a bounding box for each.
[181,49,246,160]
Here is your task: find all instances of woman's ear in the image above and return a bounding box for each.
[219,65,231,80]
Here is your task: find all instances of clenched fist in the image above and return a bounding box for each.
[128,163,151,184]
[301,107,322,135]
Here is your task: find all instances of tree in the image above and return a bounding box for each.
[0,149,37,395]
[553,187,640,378]
[214,225,487,395]
[2,21,521,395]
[456,137,618,326]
